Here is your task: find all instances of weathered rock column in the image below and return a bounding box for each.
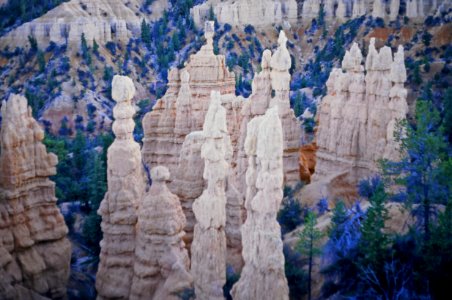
[96,75,145,300]
[270,30,302,187]
[231,106,289,300]
[0,94,71,300]
[385,45,408,160]
[131,166,192,300]
[191,91,231,300]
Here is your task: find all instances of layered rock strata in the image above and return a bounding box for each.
[96,75,146,300]
[172,131,205,249]
[131,166,192,300]
[304,39,408,204]
[190,91,230,300]
[231,106,289,300]
[0,0,149,50]
[191,0,298,28]
[0,94,70,300]
[192,0,449,26]
[142,21,236,187]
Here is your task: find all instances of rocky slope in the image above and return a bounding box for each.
[0,0,167,50]
[0,94,71,300]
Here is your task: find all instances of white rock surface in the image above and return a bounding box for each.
[190,91,230,300]
[303,39,408,205]
[231,106,289,300]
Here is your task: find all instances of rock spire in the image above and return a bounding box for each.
[190,91,231,300]
[131,166,192,300]
[231,106,289,300]
[96,75,146,300]
[0,94,71,300]
[304,40,408,204]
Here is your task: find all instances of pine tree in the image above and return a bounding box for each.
[37,50,45,73]
[328,200,348,241]
[358,178,390,267]
[297,211,324,300]
[92,39,99,56]
[384,100,449,243]
[80,33,91,65]
[141,19,151,46]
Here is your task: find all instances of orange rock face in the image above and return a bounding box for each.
[299,143,318,183]
[0,94,71,300]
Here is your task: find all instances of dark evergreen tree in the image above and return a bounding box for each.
[296,211,324,300]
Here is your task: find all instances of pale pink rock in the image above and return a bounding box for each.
[130,166,192,300]
[96,75,146,300]
[0,94,70,300]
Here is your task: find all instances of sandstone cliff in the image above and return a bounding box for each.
[0,94,71,300]
[231,106,289,300]
[190,91,230,300]
[302,39,408,205]
[131,166,192,300]
[96,75,146,300]
[192,0,450,26]
[191,0,298,28]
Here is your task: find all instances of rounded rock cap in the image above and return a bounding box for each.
[112,75,136,103]
[151,166,170,182]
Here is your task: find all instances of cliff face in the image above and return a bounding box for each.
[0,0,164,50]
[191,0,298,28]
[302,39,408,205]
[0,94,71,300]
[191,0,450,27]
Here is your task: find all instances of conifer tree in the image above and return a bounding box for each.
[297,211,324,300]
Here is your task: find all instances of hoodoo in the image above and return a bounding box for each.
[190,91,231,300]
[131,166,192,300]
[303,39,408,204]
[96,75,146,300]
[231,106,289,300]
[0,94,71,300]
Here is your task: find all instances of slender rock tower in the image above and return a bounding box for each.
[0,94,71,300]
[131,166,193,300]
[191,91,231,300]
[231,106,289,300]
[96,75,145,300]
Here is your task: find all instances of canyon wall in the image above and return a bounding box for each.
[231,106,289,300]
[302,39,408,205]
[191,0,450,27]
[191,0,298,28]
[0,94,70,299]
[96,75,146,300]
